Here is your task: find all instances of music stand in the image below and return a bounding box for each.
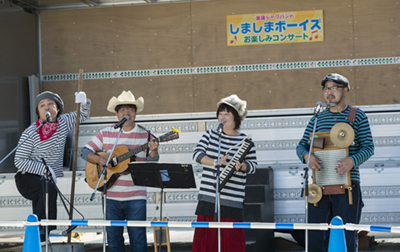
[129,162,196,252]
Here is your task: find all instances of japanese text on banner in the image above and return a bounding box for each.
[227,10,324,46]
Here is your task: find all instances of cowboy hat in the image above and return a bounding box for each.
[217,94,248,119]
[107,91,144,113]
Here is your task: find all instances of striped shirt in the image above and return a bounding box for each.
[193,129,257,209]
[14,100,91,177]
[83,124,159,201]
[296,106,374,181]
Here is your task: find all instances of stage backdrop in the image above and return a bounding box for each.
[40,0,400,116]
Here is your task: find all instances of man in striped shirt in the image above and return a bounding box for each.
[296,73,374,252]
[81,91,159,252]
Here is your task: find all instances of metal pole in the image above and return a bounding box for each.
[303,106,321,252]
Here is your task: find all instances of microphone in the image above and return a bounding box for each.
[114,115,130,129]
[315,101,323,113]
[315,102,335,113]
[217,121,224,135]
[62,226,78,236]
[45,112,52,123]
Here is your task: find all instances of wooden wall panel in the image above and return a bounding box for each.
[39,1,399,116]
[191,0,354,66]
[41,3,192,75]
[0,6,37,76]
[354,65,400,105]
[193,68,357,112]
[43,75,194,116]
[41,81,79,115]
[353,0,400,58]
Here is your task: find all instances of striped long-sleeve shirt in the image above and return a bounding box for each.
[193,129,257,210]
[81,124,159,201]
[296,106,374,182]
[14,100,91,177]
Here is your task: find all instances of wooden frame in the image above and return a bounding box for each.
[310,131,353,205]
[152,217,171,252]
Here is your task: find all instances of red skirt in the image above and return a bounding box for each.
[192,214,245,252]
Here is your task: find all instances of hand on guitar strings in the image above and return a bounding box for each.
[97,156,112,168]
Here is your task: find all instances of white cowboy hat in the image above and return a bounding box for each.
[217,94,248,119]
[107,90,144,113]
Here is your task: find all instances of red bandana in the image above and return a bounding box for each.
[36,118,59,141]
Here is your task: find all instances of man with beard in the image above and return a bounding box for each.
[296,73,374,252]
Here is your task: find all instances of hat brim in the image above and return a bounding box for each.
[217,101,238,112]
[217,100,247,120]
[107,97,144,113]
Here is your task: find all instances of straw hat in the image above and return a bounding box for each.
[107,91,144,113]
[217,94,248,119]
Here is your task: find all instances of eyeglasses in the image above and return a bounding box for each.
[322,86,344,92]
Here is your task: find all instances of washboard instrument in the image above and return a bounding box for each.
[308,123,355,205]
[215,138,254,192]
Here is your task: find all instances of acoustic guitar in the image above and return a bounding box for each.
[85,130,179,191]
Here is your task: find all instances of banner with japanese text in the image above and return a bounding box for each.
[227,10,324,46]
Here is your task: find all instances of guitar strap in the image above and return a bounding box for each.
[137,124,156,157]
[348,106,358,126]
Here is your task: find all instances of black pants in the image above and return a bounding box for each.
[15,172,57,234]
[307,181,363,252]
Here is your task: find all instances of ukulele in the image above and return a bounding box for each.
[85,130,179,191]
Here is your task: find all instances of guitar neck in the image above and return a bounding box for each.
[117,139,159,162]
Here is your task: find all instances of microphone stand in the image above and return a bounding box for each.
[214,128,223,252]
[0,120,47,165]
[41,158,52,252]
[90,126,124,252]
[301,104,322,252]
